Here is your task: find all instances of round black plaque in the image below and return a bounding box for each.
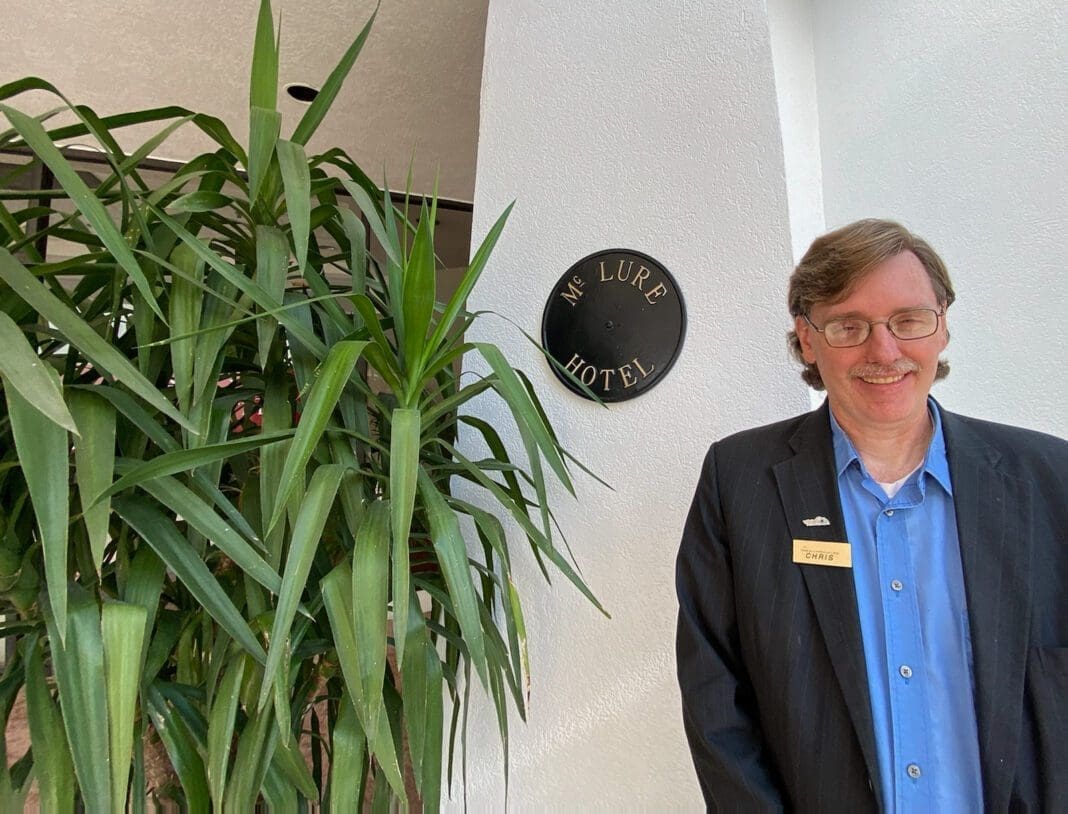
[541,249,686,402]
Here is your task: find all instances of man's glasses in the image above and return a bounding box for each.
[803,307,944,348]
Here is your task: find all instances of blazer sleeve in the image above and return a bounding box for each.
[676,443,786,811]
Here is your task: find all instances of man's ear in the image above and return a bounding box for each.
[795,316,817,364]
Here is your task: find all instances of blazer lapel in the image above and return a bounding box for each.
[942,411,1034,813]
[771,405,883,805]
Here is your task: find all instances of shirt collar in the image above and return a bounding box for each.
[828,398,953,495]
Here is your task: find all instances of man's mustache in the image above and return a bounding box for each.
[849,359,920,379]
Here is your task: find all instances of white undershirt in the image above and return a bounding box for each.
[877,462,923,499]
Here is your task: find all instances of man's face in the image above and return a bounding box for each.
[794,250,948,438]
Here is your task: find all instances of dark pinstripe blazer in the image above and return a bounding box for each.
[676,402,1068,812]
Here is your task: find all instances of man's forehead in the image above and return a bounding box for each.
[811,251,936,310]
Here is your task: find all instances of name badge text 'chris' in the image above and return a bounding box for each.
[792,539,852,568]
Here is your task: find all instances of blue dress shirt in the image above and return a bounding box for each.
[830,401,983,812]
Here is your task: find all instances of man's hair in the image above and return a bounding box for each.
[786,218,956,390]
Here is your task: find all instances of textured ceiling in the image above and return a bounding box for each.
[1,0,488,202]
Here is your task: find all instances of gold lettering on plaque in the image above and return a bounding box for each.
[564,353,585,375]
[561,355,656,393]
[559,275,586,306]
[644,282,667,305]
[632,265,650,290]
[596,260,666,303]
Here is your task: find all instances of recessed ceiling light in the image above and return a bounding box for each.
[284,83,320,103]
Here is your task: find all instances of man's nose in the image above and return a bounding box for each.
[865,322,901,361]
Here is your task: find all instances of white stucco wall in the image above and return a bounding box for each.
[768,0,825,264]
[812,0,1067,436]
[461,1,805,809]
[461,0,1065,809]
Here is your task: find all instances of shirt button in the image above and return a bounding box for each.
[899,664,913,679]
[891,579,904,592]
[884,509,894,516]
[907,763,922,780]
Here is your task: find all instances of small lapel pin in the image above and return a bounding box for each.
[802,516,831,527]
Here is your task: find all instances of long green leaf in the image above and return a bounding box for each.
[6,384,69,641]
[97,430,292,505]
[417,467,487,687]
[24,635,75,814]
[276,139,311,271]
[321,562,405,800]
[248,106,281,205]
[258,464,345,710]
[0,250,194,432]
[0,311,78,432]
[352,500,390,735]
[321,561,366,723]
[424,202,513,363]
[69,390,116,575]
[207,656,247,811]
[222,699,275,813]
[248,0,279,202]
[291,4,377,145]
[168,243,203,412]
[168,190,232,213]
[44,588,112,814]
[102,602,148,814]
[188,269,239,415]
[270,735,319,802]
[0,104,164,321]
[145,684,209,814]
[327,692,366,811]
[389,408,419,669]
[260,366,292,565]
[401,201,435,374]
[133,472,280,593]
[254,225,288,367]
[348,294,402,378]
[402,591,444,810]
[339,178,401,268]
[337,206,367,294]
[380,189,405,331]
[443,440,607,615]
[249,0,279,110]
[266,339,368,535]
[122,545,167,673]
[370,695,407,802]
[475,342,573,494]
[261,762,298,810]
[508,578,531,707]
[112,498,267,663]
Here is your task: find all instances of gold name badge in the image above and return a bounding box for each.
[792,539,852,568]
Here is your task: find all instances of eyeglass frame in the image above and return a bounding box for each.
[801,306,945,348]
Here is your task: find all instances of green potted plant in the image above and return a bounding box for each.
[0,1,605,809]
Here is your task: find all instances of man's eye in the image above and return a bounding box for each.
[833,321,863,334]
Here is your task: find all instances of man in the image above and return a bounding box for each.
[676,219,1067,812]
